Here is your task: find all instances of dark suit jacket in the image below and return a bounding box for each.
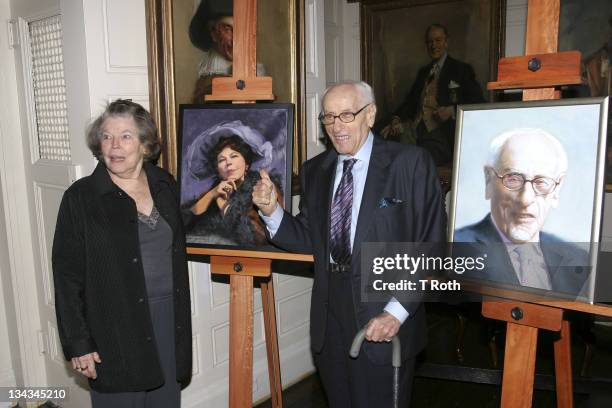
[396,55,485,121]
[454,214,589,296]
[271,136,447,364]
[52,162,192,392]
[394,55,484,147]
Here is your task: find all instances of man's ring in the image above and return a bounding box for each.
[223,186,231,192]
[76,367,83,371]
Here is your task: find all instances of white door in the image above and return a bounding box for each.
[8,0,91,405]
[7,0,152,406]
[304,0,327,159]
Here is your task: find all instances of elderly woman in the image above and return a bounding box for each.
[52,100,191,407]
[183,121,283,246]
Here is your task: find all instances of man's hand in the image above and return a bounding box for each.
[252,169,278,216]
[364,311,401,342]
[380,116,404,139]
[434,106,454,122]
[71,351,102,379]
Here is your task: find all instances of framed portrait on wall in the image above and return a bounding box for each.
[559,0,612,98]
[449,98,609,303]
[178,104,293,251]
[145,0,305,178]
[559,0,612,188]
[360,0,505,129]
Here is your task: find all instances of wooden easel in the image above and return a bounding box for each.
[188,251,312,408]
[189,0,314,406]
[484,1,612,407]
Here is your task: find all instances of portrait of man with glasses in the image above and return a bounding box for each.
[454,128,589,296]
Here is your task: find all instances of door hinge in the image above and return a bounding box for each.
[37,329,48,355]
[7,19,19,49]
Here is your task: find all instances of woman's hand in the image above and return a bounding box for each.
[215,179,238,200]
[191,179,238,215]
[72,351,102,379]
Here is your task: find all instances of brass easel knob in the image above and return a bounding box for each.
[233,262,243,272]
[236,80,246,90]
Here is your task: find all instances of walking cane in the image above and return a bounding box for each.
[349,328,401,408]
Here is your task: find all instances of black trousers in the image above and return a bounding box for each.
[313,271,415,408]
[415,121,453,167]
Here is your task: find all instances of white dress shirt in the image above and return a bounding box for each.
[260,132,409,323]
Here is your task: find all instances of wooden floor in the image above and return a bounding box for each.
[255,304,612,407]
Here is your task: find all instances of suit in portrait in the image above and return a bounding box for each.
[394,55,484,165]
[454,214,589,296]
[270,135,446,403]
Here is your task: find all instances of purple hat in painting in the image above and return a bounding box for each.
[185,120,273,183]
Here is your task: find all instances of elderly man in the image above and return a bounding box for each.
[252,81,446,407]
[382,24,484,166]
[189,0,265,102]
[454,128,588,295]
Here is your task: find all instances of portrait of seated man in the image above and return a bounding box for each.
[454,128,589,296]
[381,23,484,167]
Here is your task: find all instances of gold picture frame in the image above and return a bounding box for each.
[360,0,505,124]
[145,0,305,178]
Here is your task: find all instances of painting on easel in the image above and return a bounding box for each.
[450,98,609,303]
[178,104,293,251]
[145,0,303,177]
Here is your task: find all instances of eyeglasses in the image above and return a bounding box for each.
[318,104,370,125]
[491,169,560,196]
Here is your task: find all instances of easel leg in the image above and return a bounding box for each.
[261,277,283,408]
[554,320,573,408]
[501,322,538,408]
[229,275,254,408]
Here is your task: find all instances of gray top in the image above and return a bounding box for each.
[138,206,174,300]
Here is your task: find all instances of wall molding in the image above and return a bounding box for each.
[102,0,147,74]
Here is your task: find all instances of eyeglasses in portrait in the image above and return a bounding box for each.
[178,104,293,251]
[449,98,609,303]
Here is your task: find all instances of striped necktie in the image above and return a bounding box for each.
[330,159,357,265]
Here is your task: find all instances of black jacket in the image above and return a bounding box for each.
[52,162,192,392]
[271,136,447,364]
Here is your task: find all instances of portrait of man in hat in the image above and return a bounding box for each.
[189,0,266,103]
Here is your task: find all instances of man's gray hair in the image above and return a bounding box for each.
[487,128,568,174]
[321,80,376,106]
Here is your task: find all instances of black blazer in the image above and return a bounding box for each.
[272,136,447,364]
[52,162,192,392]
[454,214,589,296]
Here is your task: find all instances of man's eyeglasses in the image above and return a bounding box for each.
[491,169,560,196]
[318,104,370,125]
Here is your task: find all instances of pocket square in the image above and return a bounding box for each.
[378,197,403,208]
